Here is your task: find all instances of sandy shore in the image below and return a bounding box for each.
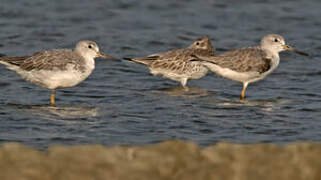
[0,141,320,180]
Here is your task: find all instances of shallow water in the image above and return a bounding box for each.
[0,0,320,148]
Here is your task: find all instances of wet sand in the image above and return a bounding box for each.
[1,141,320,180]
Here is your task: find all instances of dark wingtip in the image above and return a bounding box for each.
[190,54,217,64]
[123,57,133,61]
[190,54,201,62]
[0,53,6,57]
[191,54,198,58]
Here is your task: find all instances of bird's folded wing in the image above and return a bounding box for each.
[17,50,82,71]
[194,48,272,74]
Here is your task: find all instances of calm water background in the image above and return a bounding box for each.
[0,0,320,149]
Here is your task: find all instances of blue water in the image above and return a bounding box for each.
[0,0,320,148]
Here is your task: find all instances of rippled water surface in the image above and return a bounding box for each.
[0,0,320,148]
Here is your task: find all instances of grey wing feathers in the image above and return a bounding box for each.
[196,48,271,74]
[1,50,84,71]
[21,50,83,71]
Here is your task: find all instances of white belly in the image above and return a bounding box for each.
[17,69,91,89]
[203,60,279,84]
[14,63,94,90]
[203,62,259,83]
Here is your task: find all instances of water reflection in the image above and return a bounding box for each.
[153,86,214,98]
[6,103,100,121]
[214,97,292,111]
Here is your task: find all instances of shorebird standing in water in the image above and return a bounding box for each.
[0,41,119,105]
[192,34,308,100]
[124,36,215,88]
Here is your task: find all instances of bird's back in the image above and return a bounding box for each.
[0,49,87,72]
[205,47,271,74]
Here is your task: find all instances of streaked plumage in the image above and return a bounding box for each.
[124,36,215,87]
[0,40,119,105]
[3,50,87,72]
[193,34,308,99]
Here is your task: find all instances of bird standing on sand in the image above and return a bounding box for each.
[0,40,119,105]
[192,34,308,100]
[124,36,215,88]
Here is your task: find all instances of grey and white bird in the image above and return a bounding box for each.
[124,36,215,88]
[192,34,308,100]
[0,40,119,105]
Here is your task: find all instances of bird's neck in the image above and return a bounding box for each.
[74,49,94,63]
[262,47,280,72]
[84,55,95,71]
[262,47,280,60]
[74,50,95,73]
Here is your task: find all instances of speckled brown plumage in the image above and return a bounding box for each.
[125,36,214,66]
[123,36,215,86]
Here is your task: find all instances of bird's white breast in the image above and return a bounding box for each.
[247,53,280,83]
[202,62,257,82]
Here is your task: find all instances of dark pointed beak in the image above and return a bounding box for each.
[97,52,120,61]
[283,45,309,56]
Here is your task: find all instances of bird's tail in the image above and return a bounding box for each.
[0,56,29,68]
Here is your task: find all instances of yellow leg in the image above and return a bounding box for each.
[181,78,189,92]
[241,82,248,100]
[50,90,55,105]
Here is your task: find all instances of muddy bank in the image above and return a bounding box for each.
[0,141,321,180]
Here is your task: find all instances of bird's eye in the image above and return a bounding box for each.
[88,45,92,49]
[196,42,200,45]
[274,39,278,42]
